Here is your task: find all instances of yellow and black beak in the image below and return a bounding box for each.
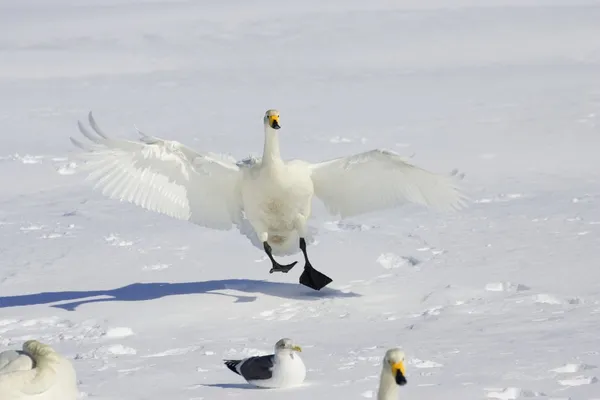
[292,345,302,352]
[269,115,280,129]
[392,361,407,386]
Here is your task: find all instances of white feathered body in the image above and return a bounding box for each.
[240,159,313,255]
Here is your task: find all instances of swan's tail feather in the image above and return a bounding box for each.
[235,218,317,257]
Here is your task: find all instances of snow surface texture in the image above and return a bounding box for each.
[1,0,600,399]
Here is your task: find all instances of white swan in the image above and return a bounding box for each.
[71,109,466,290]
[377,348,407,400]
[0,340,78,400]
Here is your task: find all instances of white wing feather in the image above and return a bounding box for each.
[309,149,467,218]
[71,112,242,230]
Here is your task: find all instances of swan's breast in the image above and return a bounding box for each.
[241,163,314,228]
[261,198,297,231]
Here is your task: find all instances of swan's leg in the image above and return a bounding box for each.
[254,228,297,273]
[291,214,333,290]
[264,241,298,273]
[298,239,333,291]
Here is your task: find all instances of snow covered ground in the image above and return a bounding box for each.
[1,0,600,398]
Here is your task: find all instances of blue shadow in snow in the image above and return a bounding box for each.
[200,383,262,390]
[0,279,360,311]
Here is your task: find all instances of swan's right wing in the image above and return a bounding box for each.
[71,112,242,230]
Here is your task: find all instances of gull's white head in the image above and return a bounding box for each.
[274,338,302,353]
[383,348,407,386]
[264,109,281,130]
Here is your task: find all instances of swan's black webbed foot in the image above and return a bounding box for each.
[264,242,298,273]
[297,238,333,291]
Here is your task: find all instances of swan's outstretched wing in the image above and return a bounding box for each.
[308,149,467,218]
[71,112,242,230]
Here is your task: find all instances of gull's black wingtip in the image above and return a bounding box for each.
[224,359,242,375]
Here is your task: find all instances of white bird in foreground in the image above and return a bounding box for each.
[0,340,78,400]
[223,338,306,388]
[377,348,407,400]
[71,109,466,290]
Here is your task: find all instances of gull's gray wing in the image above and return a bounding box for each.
[225,355,275,381]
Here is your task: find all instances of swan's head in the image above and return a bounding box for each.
[264,109,281,130]
[383,348,407,386]
[23,340,55,359]
[274,338,302,353]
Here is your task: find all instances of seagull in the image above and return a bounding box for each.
[223,338,306,388]
[377,348,407,400]
[71,109,466,291]
[0,340,78,400]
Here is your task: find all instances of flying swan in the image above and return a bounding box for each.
[70,109,466,291]
[0,340,79,400]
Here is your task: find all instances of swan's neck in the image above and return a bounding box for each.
[262,126,282,167]
[377,368,399,400]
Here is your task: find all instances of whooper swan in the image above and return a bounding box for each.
[0,340,78,400]
[378,348,407,400]
[71,109,466,291]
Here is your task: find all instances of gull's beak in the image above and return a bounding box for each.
[269,115,280,129]
[392,361,407,386]
[292,345,302,352]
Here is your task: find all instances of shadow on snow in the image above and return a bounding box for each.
[200,383,262,390]
[0,279,360,311]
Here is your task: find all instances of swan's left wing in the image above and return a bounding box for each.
[308,149,467,218]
